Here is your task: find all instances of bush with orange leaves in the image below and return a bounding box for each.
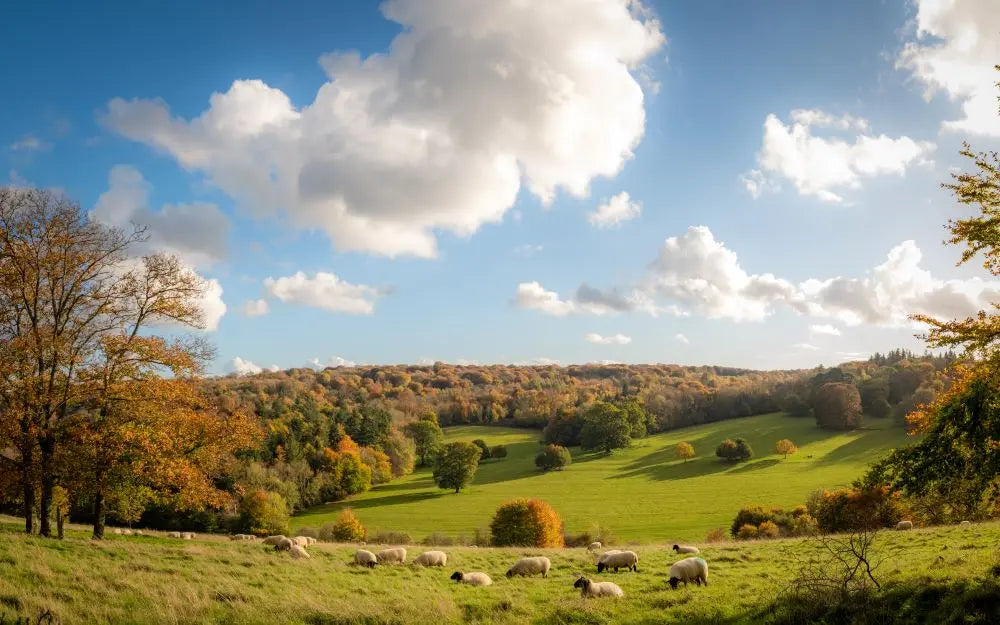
[489,498,564,548]
[811,486,903,534]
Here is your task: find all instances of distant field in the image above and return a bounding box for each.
[1,518,996,625]
[294,413,913,541]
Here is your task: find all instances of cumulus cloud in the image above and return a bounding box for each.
[232,356,263,376]
[585,332,632,345]
[9,135,48,152]
[899,0,1000,136]
[240,299,270,317]
[518,225,1000,328]
[743,110,934,203]
[674,333,689,344]
[588,191,641,227]
[513,244,544,257]
[513,357,560,366]
[308,356,356,369]
[102,0,666,258]
[264,271,378,314]
[809,324,841,336]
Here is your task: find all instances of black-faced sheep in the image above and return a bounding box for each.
[573,576,623,598]
[668,557,708,589]
[376,547,407,564]
[450,571,492,586]
[290,544,310,559]
[597,550,638,573]
[413,551,448,567]
[274,537,294,551]
[672,544,699,554]
[506,556,551,578]
[354,549,378,568]
[262,535,287,546]
[587,541,602,552]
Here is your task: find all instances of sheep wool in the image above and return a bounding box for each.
[896,520,914,531]
[290,544,310,559]
[274,537,294,551]
[668,557,709,589]
[450,571,492,586]
[292,536,310,547]
[414,551,448,567]
[305,537,318,545]
[597,550,638,573]
[180,532,195,540]
[354,549,378,568]
[506,556,551,578]
[167,531,182,539]
[574,577,624,598]
[262,535,287,546]
[377,547,407,564]
[588,542,602,552]
[673,544,700,554]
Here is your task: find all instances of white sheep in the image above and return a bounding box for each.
[597,550,638,573]
[413,551,448,567]
[354,549,378,568]
[167,531,182,539]
[672,544,700,554]
[274,537,294,551]
[668,557,709,589]
[133,530,144,536]
[290,544,310,559]
[122,529,133,536]
[306,536,318,545]
[959,520,971,526]
[180,532,195,540]
[573,576,623,598]
[450,571,492,586]
[292,536,310,547]
[376,547,407,564]
[506,556,551,578]
[587,541,602,552]
[112,528,122,535]
[262,535,287,546]
[896,520,913,530]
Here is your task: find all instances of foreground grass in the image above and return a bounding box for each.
[1,520,997,625]
[295,413,911,541]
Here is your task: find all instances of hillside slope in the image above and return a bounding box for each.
[294,413,912,541]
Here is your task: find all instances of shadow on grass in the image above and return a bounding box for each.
[296,491,448,519]
[728,458,781,473]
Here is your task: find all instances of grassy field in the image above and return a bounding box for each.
[294,413,913,542]
[2,517,997,625]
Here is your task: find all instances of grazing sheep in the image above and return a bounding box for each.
[292,536,310,547]
[506,556,551,578]
[133,530,144,536]
[960,520,971,526]
[112,528,122,535]
[450,571,492,586]
[167,531,182,539]
[262,535,287,546]
[376,547,407,565]
[413,551,448,567]
[673,544,700,555]
[354,549,378,568]
[668,557,709,589]
[896,520,914,531]
[290,544,310,559]
[573,576,624,598]
[305,536,318,545]
[180,532,195,540]
[274,537,294,551]
[597,550,638,573]
[587,541,603,552]
[122,529,133,536]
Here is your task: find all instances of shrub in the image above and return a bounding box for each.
[737,524,759,540]
[676,441,696,462]
[790,513,820,536]
[238,489,290,536]
[706,527,728,543]
[588,522,616,546]
[490,445,508,459]
[563,531,593,548]
[813,486,903,533]
[472,527,491,547]
[328,509,367,542]
[471,439,492,460]
[758,520,780,538]
[730,504,792,537]
[535,444,572,471]
[489,498,564,548]
[716,438,753,462]
[370,530,412,545]
[792,505,809,518]
[422,532,456,546]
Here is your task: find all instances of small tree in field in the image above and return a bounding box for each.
[716,438,753,462]
[489,498,564,547]
[535,444,572,471]
[775,439,798,459]
[239,489,290,536]
[579,401,631,454]
[676,441,695,463]
[329,508,367,542]
[432,442,481,493]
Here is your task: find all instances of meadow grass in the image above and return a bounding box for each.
[294,413,912,541]
[1,518,997,625]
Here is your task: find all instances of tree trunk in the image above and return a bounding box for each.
[38,436,54,537]
[22,473,34,535]
[57,509,64,539]
[92,490,106,540]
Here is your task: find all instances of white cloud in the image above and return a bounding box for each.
[197,279,227,331]
[516,281,577,316]
[92,165,229,268]
[513,357,560,366]
[102,0,665,258]
[674,333,689,344]
[585,332,632,345]
[264,271,378,314]
[308,356,356,369]
[9,135,48,152]
[231,356,263,376]
[240,299,270,317]
[744,110,934,203]
[899,0,1000,136]
[588,191,641,228]
[268,364,281,372]
[794,343,819,351]
[809,323,841,336]
[513,244,544,257]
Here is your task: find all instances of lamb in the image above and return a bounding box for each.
[354,549,378,568]
[290,544,310,559]
[262,535,287,546]
[274,537,294,551]
[376,547,407,564]
[896,520,914,530]
[587,541,602,552]
[413,551,448,567]
[668,557,709,589]
[167,531,182,539]
[672,544,700,555]
[450,571,492,586]
[596,550,638,573]
[573,576,624,598]
[292,536,310,547]
[506,556,551,578]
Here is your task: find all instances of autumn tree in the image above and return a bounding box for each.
[404,420,444,467]
[432,442,481,493]
[383,429,416,478]
[814,383,863,430]
[676,441,695,463]
[579,401,631,454]
[775,439,797,459]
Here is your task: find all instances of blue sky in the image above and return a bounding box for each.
[3,0,998,374]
